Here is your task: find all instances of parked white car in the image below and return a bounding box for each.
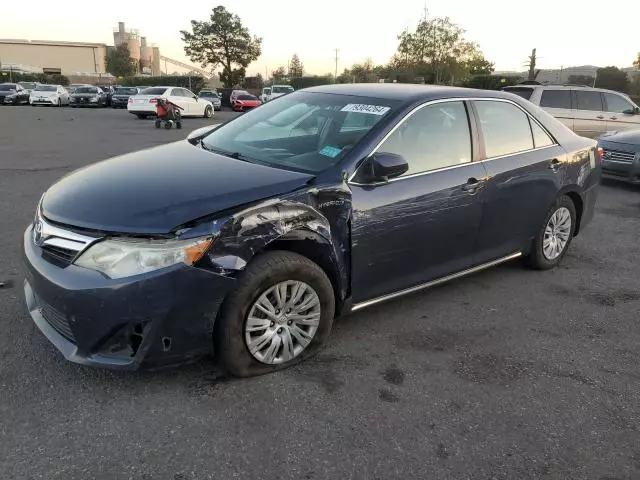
[127,86,215,119]
[264,84,294,102]
[503,84,640,139]
[29,85,70,107]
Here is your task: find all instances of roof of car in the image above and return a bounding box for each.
[302,83,520,103]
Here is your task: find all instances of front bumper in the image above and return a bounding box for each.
[31,97,59,105]
[23,226,236,370]
[602,155,640,184]
[111,98,129,107]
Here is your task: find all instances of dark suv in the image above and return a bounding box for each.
[23,84,601,377]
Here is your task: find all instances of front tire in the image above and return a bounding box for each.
[203,105,213,118]
[526,195,576,270]
[215,251,335,378]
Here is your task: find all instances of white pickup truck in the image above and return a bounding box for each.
[260,84,294,103]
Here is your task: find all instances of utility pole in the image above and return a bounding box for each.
[334,48,339,82]
[527,48,539,81]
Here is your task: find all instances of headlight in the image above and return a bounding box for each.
[74,237,213,279]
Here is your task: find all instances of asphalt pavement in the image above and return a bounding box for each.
[1,106,639,480]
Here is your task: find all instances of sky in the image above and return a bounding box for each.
[2,0,639,76]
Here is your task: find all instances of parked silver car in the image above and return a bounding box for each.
[503,84,640,139]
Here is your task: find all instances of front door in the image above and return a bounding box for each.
[572,90,607,138]
[350,100,487,303]
[603,91,640,132]
[471,99,565,262]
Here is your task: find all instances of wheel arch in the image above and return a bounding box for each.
[557,187,584,236]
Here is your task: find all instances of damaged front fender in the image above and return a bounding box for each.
[181,187,352,306]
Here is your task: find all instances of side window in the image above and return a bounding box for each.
[170,88,182,97]
[475,100,534,158]
[378,101,471,176]
[183,89,195,98]
[530,119,555,148]
[574,91,603,111]
[540,90,572,109]
[604,93,635,113]
[504,87,534,100]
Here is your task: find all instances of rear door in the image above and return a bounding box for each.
[472,99,565,262]
[573,89,607,138]
[603,92,640,132]
[167,88,188,114]
[538,88,575,132]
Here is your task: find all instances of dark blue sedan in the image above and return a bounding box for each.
[23,84,601,377]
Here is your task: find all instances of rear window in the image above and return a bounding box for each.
[272,86,294,94]
[141,87,168,95]
[575,90,603,111]
[115,87,138,95]
[540,90,572,109]
[0,84,17,91]
[504,87,534,100]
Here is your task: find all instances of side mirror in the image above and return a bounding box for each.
[186,124,221,145]
[623,107,640,115]
[355,153,408,183]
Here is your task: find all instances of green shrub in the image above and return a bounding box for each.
[1,71,70,86]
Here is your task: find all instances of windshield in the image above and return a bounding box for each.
[202,91,398,173]
[272,86,294,94]
[35,85,57,92]
[141,87,168,95]
[75,87,98,94]
[200,92,218,98]
[20,82,37,89]
[115,87,138,95]
[0,84,16,91]
[238,95,257,100]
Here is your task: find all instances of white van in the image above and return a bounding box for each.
[262,85,294,102]
[503,84,640,139]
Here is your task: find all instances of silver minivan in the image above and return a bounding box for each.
[503,85,640,138]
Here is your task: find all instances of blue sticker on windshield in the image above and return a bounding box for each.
[319,146,342,158]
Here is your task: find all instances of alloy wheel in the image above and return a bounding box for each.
[244,281,321,365]
[543,207,572,260]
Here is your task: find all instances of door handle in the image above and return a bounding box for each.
[461,177,485,193]
[596,115,604,119]
[610,116,617,120]
[548,158,561,171]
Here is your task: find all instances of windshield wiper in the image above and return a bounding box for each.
[199,142,254,164]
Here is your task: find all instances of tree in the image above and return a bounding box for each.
[395,15,489,84]
[567,74,595,86]
[466,55,494,75]
[180,5,262,88]
[633,53,640,69]
[106,44,137,77]
[271,66,286,83]
[288,54,304,79]
[595,66,629,93]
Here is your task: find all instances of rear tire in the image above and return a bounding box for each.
[136,114,147,119]
[525,195,576,270]
[203,105,213,118]
[215,251,335,378]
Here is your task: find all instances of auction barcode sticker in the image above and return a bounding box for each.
[340,104,391,115]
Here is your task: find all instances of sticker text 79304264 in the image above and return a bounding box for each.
[340,104,391,116]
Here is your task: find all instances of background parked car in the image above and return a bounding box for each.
[67,83,90,95]
[503,84,640,139]
[29,84,70,107]
[111,86,141,108]
[18,81,39,93]
[266,84,294,101]
[260,87,271,103]
[0,83,30,105]
[230,89,250,103]
[231,94,262,112]
[127,86,215,119]
[198,90,222,111]
[69,86,108,107]
[597,129,640,184]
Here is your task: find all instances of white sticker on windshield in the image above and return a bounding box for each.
[340,104,390,116]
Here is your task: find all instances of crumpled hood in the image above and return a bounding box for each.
[41,141,314,234]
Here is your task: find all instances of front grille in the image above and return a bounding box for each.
[603,149,637,164]
[40,302,75,342]
[42,244,77,265]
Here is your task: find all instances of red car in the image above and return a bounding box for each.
[232,94,262,112]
